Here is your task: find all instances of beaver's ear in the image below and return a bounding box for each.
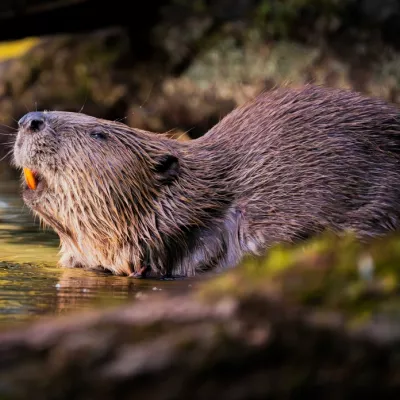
[154,154,180,184]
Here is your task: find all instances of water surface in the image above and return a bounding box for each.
[0,164,193,326]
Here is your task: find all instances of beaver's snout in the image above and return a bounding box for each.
[13,111,60,201]
[18,111,46,133]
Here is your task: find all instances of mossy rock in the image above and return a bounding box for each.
[202,233,400,329]
[1,233,400,399]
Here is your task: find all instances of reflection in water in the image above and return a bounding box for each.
[0,262,61,324]
[0,262,191,326]
[0,163,193,326]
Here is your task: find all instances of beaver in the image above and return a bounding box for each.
[12,84,400,278]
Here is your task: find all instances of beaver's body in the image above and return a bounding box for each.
[13,85,400,277]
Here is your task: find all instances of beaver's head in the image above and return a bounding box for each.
[14,111,181,205]
[13,111,182,274]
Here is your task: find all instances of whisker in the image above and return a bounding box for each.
[78,93,88,113]
[140,82,155,108]
[177,129,192,141]
[2,145,14,153]
[18,204,25,218]
[162,128,175,136]
[114,116,128,123]
[0,132,16,136]
[174,126,194,140]
[1,144,14,152]
[0,148,14,162]
[23,103,30,113]
[0,122,17,131]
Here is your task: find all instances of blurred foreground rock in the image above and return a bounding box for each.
[1,234,400,399]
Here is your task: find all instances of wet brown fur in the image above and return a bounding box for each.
[13,85,400,276]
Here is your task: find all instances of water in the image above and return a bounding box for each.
[0,163,193,326]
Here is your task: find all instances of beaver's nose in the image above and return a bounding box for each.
[18,112,46,133]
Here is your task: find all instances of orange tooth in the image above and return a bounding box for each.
[23,167,37,190]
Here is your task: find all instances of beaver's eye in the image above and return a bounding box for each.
[90,131,107,141]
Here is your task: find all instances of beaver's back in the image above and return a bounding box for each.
[199,85,400,249]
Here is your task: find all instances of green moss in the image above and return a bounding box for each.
[199,233,400,326]
[254,0,345,38]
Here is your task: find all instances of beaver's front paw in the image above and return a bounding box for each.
[129,264,151,279]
